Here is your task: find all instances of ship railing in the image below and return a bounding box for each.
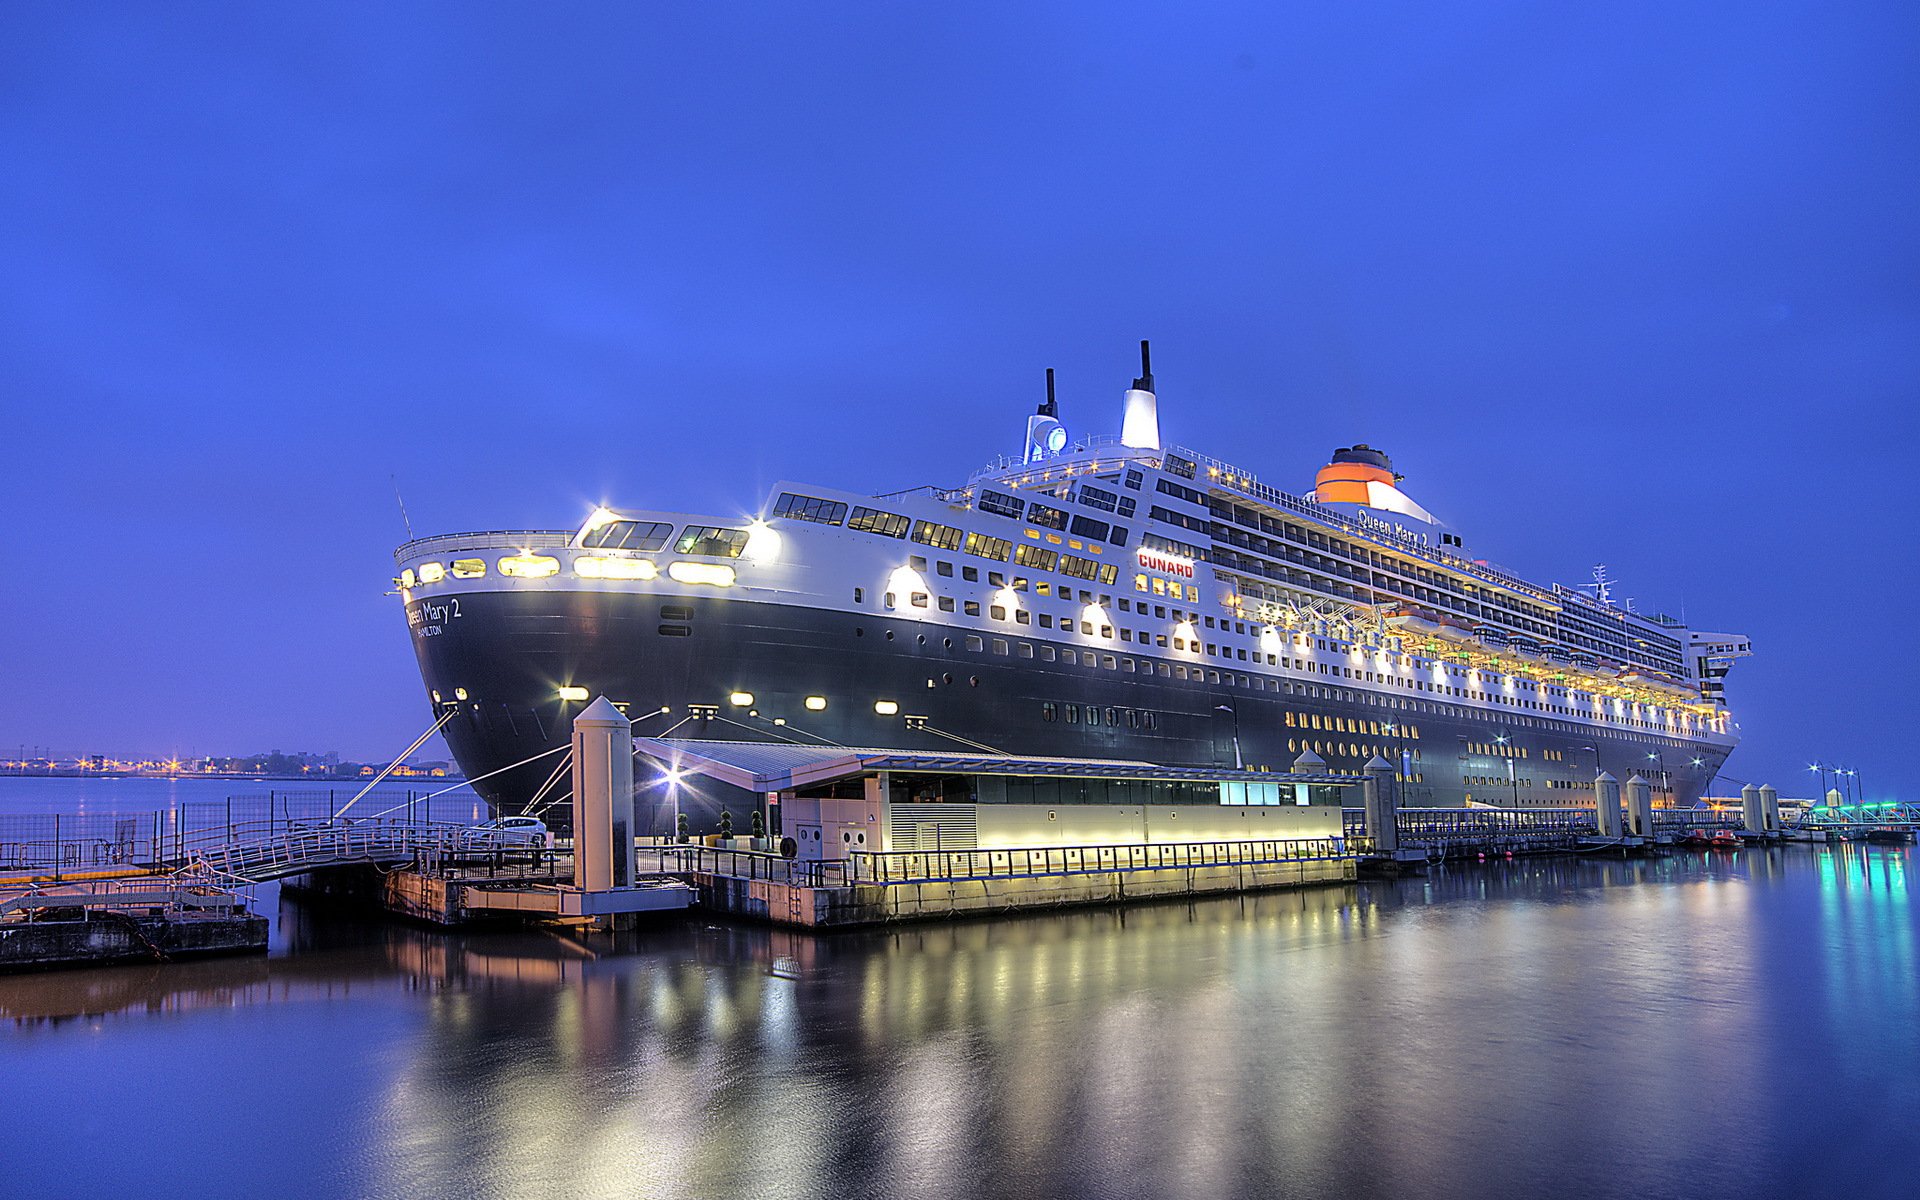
[845,836,1361,885]
[394,529,576,563]
[871,483,974,506]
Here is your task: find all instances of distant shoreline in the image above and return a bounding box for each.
[0,771,464,784]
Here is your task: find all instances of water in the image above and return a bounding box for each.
[2,779,1915,1199]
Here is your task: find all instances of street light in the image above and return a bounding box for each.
[1213,705,1243,770]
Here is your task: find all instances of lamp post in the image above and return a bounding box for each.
[1645,751,1669,799]
[1214,705,1243,770]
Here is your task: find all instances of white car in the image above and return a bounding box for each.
[475,815,549,847]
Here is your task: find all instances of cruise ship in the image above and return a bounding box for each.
[394,344,1749,828]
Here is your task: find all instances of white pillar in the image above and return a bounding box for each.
[573,696,634,892]
[1292,748,1326,807]
[1625,774,1656,839]
[1740,783,1764,836]
[1363,754,1398,853]
[1758,784,1780,832]
[1594,771,1623,838]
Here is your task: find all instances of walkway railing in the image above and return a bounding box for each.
[0,865,259,921]
[657,837,1365,888]
[847,837,1363,885]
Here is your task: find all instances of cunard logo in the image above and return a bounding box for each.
[1136,549,1195,579]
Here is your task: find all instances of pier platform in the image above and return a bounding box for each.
[0,874,267,972]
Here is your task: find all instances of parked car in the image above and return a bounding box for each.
[475,816,549,847]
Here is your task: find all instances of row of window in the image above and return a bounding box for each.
[1040,702,1162,730]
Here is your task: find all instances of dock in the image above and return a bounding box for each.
[0,703,1853,966]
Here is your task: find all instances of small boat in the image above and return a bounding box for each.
[1710,830,1742,849]
[1864,828,1915,845]
[1680,828,1715,848]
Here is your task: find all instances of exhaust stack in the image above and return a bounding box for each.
[1120,339,1161,451]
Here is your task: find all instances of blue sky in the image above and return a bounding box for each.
[2,3,1914,797]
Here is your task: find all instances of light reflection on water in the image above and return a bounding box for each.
[2,846,1916,1200]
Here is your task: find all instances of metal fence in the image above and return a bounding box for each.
[656,837,1364,888]
[846,837,1363,885]
[0,789,471,879]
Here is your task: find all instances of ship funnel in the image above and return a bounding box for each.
[1120,339,1160,451]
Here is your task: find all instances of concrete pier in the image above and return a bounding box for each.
[684,857,1357,929]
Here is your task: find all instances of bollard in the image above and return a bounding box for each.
[1758,784,1780,833]
[1625,774,1656,839]
[573,696,635,892]
[1594,771,1623,838]
[1363,754,1398,853]
[1740,784,1764,836]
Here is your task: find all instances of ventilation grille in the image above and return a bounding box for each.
[887,806,979,852]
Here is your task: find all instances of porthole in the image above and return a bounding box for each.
[943,637,953,649]
[969,676,980,687]
[942,672,953,685]
[885,630,895,641]
[918,634,927,645]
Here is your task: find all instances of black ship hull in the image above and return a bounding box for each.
[408,589,1732,830]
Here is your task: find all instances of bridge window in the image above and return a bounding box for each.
[773,493,848,525]
[582,520,674,552]
[450,558,487,579]
[674,526,750,557]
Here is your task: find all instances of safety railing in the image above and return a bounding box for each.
[846,836,1362,885]
[654,845,849,888]
[0,865,258,922]
[394,529,575,563]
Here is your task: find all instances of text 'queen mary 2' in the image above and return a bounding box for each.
[394,344,1749,824]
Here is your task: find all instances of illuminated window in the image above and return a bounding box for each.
[773,493,848,525]
[965,532,1012,561]
[575,556,658,580]
[450,558,487,579]
[912,520,964,550]
[417,561,446,584]
[674,527,750,557]
[581,520,674,552]
[1014,543,1058,572]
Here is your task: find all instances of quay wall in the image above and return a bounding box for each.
[0,912,268,973]
[689,858,1357,929]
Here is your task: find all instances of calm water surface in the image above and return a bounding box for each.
[2,779,1914,1200]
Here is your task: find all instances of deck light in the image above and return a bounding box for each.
[558,686,589,702]
[454,688,469,700]
[730,691,754,707]
[805,696,828,711]
[743,520,782,562]
[874,700,899,715]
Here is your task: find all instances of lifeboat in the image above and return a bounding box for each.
[1709,829,1742,850]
